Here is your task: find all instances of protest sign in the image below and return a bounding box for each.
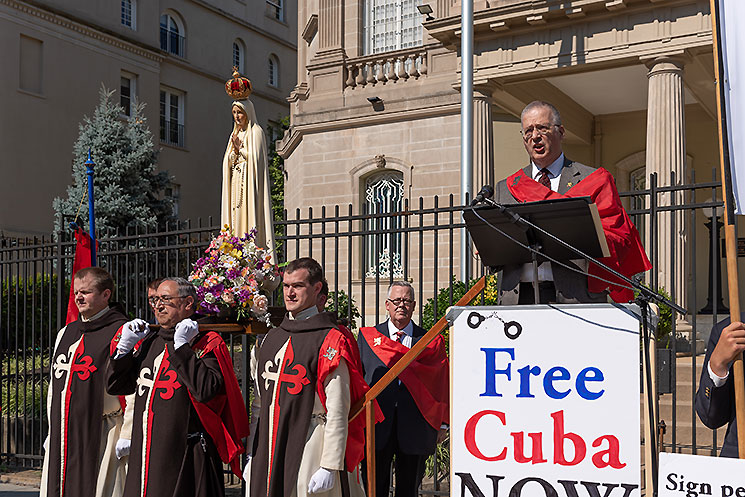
[449,304,641,497]
[659,452,745,497]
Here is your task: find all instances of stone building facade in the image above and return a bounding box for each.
[0,0,296,236]
[278,0,737,321]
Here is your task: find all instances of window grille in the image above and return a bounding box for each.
[365,171,405,278]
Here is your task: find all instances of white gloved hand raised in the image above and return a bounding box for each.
[115,438,131,459]
[308,467,335,494]
[116,319,150,356]
[174,318,199,349]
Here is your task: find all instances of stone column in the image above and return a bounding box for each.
[318,0,343,57]
[473,85,495,194]
[644,56,689,325]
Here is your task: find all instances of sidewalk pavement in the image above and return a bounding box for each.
[0,469,245,496]
[0,469,41,488]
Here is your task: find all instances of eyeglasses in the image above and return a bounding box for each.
[521,124,559,140]
[148,295,185,306]
[387,298,414,307]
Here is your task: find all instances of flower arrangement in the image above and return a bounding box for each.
[188,226,279,324]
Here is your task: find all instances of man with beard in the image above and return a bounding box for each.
[107,277,248,497]
[41,267,129,497]
[249,257,375,497]
[493,100,650,305]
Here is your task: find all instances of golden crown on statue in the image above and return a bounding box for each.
[225,67,252,100]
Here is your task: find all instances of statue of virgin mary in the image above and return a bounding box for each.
[221,70,275,258]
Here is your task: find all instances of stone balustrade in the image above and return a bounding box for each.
[344,47,428,89]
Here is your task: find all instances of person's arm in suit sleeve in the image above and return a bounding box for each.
[696,318,741,429]
[320,359,350,471]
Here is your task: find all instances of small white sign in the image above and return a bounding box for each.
[449,304,641,497]
[659,452,745,497]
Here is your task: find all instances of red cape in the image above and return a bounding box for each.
[191,331,250,477]
[316,327,383,471]
[359,327,449,430]
[506,167,651,303]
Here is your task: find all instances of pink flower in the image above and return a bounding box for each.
[251,294,269,314]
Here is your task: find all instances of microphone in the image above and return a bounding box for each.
[470,185,494,206]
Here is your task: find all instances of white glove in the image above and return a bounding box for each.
[117,319,150,356]
[115,438,131,459]
[242,455,252,482]
[174,318,199,349]
[308,467,335,494]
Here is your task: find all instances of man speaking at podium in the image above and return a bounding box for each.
[493,100,651,305]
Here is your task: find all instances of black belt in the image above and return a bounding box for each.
[187,432,208,453]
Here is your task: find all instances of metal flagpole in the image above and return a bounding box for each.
[85,149,97,267]
[709,0,745,456]
[460,0,474,283]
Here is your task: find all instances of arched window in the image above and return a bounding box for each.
[268,55,279,87]
[160,13,185,57]
[364,171,404,278]
[232,40,245,73]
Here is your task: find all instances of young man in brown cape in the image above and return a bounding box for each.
[41,267,129,497]
[248,257,378,497]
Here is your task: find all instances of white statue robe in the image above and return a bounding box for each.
[220,99,276,258]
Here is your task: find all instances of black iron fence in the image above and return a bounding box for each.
[0,171,732,495]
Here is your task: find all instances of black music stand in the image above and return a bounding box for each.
[464,197,610,303]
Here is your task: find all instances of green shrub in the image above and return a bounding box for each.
[1,354,49,419]
[325,289,361,329]
[2,274,68,350]
[421,275,499,346]
[425,433,449,479]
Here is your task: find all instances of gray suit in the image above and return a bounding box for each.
[493,157,607,305]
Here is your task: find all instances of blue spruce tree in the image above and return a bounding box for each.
[53,86,174,234]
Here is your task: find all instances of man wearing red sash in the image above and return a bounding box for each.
[106,277,249,497]
[358,282,449,497]
[493,100,651,304]
[249,257,376,497]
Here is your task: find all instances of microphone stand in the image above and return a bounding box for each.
[471,197,684,497]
